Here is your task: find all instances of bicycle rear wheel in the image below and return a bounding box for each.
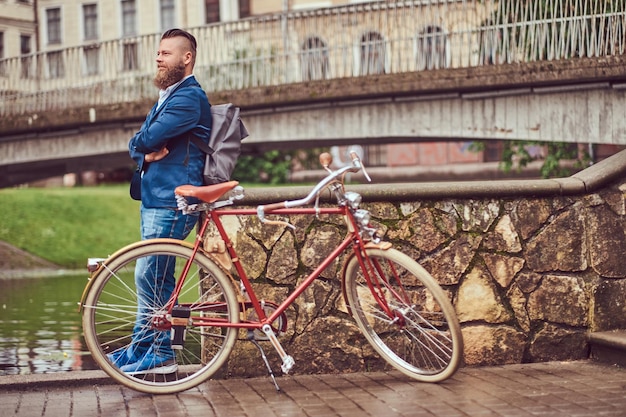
[82,239,239,394]
[343,247,462,382]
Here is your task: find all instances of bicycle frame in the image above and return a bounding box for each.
[81,152,463,393]
[169,204,377,331]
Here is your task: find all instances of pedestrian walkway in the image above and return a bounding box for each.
[1,360,624,417]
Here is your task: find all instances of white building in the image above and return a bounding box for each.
[1,1,377,59]
[0,0,36,60]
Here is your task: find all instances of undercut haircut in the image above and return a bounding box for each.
[161,28,197,64]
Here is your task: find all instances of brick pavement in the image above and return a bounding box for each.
[0,361,624,417]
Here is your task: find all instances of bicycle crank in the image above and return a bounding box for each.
[246,300,288,341]
[262,324,295,374]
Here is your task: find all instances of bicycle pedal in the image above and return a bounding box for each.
[170,305,191,350]
[281,355,295,374]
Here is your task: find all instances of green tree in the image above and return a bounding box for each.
[471,140,590,178]
[233,150,292,184]
[233,147,330,185]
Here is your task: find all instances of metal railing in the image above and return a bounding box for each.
[0,0,624,117]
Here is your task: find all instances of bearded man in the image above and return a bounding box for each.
[111,28,212,375]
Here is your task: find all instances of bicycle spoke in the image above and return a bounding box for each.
[344,248,462,382]
[82,241,238,394]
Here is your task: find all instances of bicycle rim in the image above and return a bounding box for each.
[343,248,462,382]
[82,240,239,394]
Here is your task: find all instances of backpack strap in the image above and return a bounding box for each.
[189,135,215,155]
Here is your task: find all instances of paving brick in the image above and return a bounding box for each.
[0,361,624,417]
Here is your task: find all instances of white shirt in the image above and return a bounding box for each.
[157,74,193,110]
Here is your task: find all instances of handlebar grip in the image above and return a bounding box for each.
[263,201,287,212]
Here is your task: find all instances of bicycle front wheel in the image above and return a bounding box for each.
[82,239,239,394]
[343,247,463,382]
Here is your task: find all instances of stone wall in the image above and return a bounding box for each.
[214,151,626,378]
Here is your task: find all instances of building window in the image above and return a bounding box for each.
[483,141,503,162]
[0,32,4,76]
[122,0,137,37]
[20,35,31,55]
[83,44,100,75]
[205,0,219,23]
[121,0,138,71]
[239,0,250,17]
[301,36,329,81]
[123,42,138,71]
[46,7,62,45]
[416,25,448,70]
[161,0,176,30]
[205,0,250,23]
[47,51,65,78]
[363,144,387,167]
[20,34,32,78]
[360,31,385,75]
[83,4,98,41]
[82,4,99,75]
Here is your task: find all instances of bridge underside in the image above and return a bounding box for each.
[242,85,626,147]
[1,84,625,187]
[2,56,626,188]
[0,152,132,188]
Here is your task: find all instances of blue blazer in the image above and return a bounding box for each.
[129,76,212,208]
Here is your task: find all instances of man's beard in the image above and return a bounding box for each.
[154,61,186,90]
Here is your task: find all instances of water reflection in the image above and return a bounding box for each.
[0,274,98,375]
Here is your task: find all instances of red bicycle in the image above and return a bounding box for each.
[81,151,463,394]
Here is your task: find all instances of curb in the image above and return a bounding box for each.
[0,370,115,390]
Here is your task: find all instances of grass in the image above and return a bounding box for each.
[0,180,318,269]
[0,185,141,269]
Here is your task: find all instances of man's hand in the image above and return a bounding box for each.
[145,147,169,163]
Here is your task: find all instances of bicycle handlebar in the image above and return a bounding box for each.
[257,150,368,223]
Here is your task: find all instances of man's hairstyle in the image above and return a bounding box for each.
[162,28,197,59]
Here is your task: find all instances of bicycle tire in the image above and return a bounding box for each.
[82,239,239,394]
[343,247,463,382]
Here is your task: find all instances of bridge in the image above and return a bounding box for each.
[1,0,625,187]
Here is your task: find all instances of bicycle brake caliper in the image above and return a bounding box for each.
[262,324,295,374]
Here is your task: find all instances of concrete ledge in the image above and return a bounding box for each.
[0,369,115,390]
[239,149,626,204]
[573,149,626,192]
[216,56,626,110]
[588,330,626,367]
[588,330,626,350]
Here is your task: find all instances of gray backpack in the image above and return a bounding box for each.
[190,103,249,185]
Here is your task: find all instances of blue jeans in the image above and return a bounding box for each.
[128,205,199,358]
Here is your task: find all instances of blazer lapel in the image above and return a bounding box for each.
[151,76,197,120]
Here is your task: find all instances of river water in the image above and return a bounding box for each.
[0,273,99,375]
